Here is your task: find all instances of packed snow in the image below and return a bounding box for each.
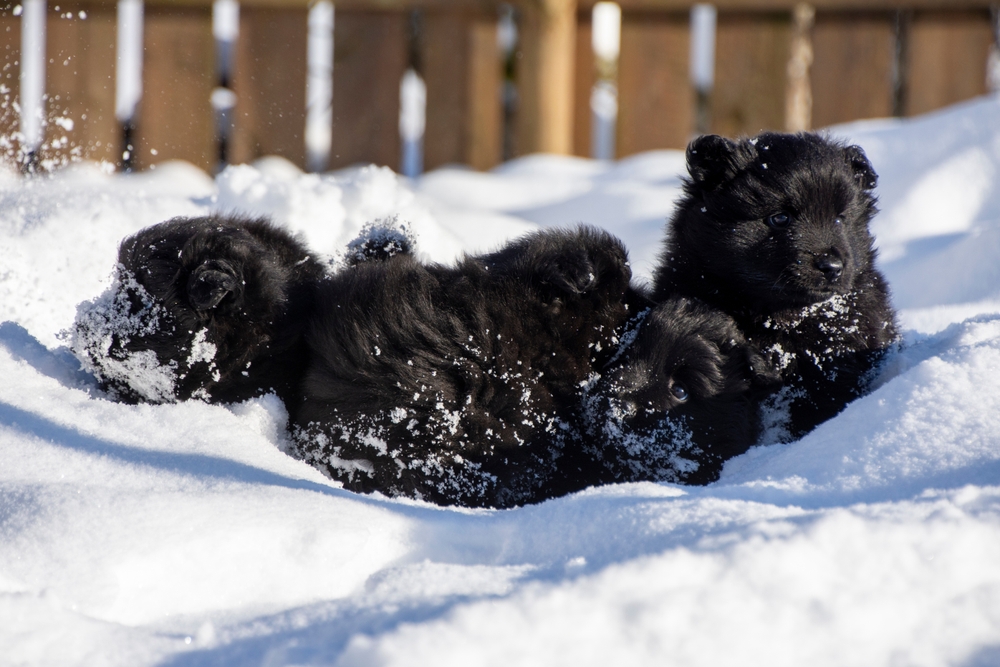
[3,95,1000,666]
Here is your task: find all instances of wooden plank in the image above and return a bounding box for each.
[230,6,309,168]
[80,0,500,12]
[75,0,1000,13]
[423,11,470,169]
[44,3,118,165]
[711,11,791,138]
[572,11,594,157]
[328,11,408,169]
[580,0,997,12]
[616,10,692,153]
[784,3,814,131]
[906,9,991,116]
[139,6,215,171]
[466,15,502,169]
[0,9,20,162]
[811,11,895,127]
[515,0,577,155]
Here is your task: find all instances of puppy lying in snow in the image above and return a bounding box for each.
[291,226,772,507]
[652,132,899,440]
[72,215,325,406]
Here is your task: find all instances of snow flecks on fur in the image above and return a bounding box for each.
[69,268,180,403]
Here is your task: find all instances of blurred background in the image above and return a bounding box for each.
[0,0,997,176]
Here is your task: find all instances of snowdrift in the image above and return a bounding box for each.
[2,96,1000,666]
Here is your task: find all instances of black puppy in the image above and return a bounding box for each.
[652,132,899,439]
[292,226,636,508]
[293,227,771,507]
[72,215,326,405]
[575,297,776,488]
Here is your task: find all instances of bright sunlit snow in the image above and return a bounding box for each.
[2,96,1000,666]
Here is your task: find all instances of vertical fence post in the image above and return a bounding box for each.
[19,0,45,172]
[400,10,425,177]
[212,0,239,172]
[590,1,619,160]
[988,4,1000,93]
[516,0,576,155]
[690,3,716,136]
[306,0,333,173]
[116,0,143,171]
[785,3,814,132]
[891,9,911,117]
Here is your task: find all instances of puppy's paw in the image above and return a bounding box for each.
[539,251,598,295]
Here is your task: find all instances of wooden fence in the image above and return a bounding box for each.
[0,0,996,175]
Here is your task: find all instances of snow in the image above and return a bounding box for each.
[3,95,1000,665]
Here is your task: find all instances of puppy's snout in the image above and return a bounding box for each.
[815,251,844,283]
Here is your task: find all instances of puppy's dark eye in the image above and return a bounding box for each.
[766,213,791,230]
[670,382,689,403]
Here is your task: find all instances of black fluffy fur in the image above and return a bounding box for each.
[293,227,639,508]
[292,226,771,507]
[73,215,325,406]
[575,297,778,487]
[652,132,899,439]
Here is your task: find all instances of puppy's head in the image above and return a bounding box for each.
[118,217,293,332]
[592,298,778,481]
[676,132,879,311]
[73,216,314,402]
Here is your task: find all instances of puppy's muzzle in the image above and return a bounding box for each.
[814,252,844,284]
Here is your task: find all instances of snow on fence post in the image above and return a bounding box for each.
[18,0,45,172]
[399,67,426,178]
[689,3,715,136]
[116,0,143,172]
[590,1,620,161]
[306,0,334,174]
[212,0,239,172]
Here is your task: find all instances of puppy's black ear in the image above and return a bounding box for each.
[844,144,878,190]
[686,135,752,190]
[187,259,240,311]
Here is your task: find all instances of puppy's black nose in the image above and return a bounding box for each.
[815,254,844,283]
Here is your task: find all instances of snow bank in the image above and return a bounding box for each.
[2,96,1000,666]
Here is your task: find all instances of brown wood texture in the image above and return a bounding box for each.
[329,11,408,169]
[45,3,118,164]
[466,15,502,169]
[423,12,502,170]
[711,11,792,138]
[515,0,577,155]
[572,12,594,157]
[0,10,20,158]
[423,12,470,169]
[811,11,896,127]
[616,11,693,153]
[231,7,308,168]
[74,0,999,12]
[580,0,996,12]
[138,6,215,171]
[906,9,991,116]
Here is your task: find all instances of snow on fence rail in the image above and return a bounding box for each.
[0,0,997,175]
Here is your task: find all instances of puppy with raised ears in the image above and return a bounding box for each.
[573,297,778,488]
[72,215,326,406]
[291,226,636,508]
[652,131,899,439]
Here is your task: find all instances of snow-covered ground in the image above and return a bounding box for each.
[3,96,1000,666]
